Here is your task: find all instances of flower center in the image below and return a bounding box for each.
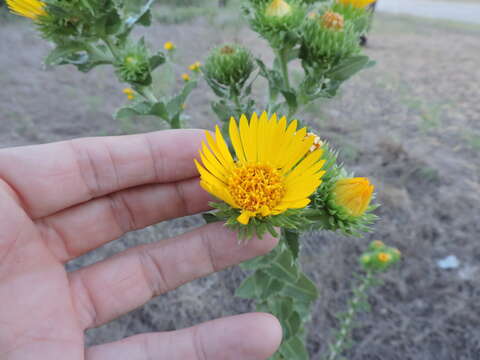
[228,163,285,215]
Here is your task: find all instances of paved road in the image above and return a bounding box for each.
[377,0,480,24]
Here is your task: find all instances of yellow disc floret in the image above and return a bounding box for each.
[378,252,392,263]
[195,112,326,225]
[321,11,344,31]
[228,163,286,222]
[6,0,46,20]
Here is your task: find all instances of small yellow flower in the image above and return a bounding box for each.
[181,103,186,110]
[189,61,202,72]
[265,0,291,18]
[164,41,175,51]
[122,88,135,101]
[332,177,374,217]
[6,0,46,20]
[181,73,191,82]
[321,11,344,31]
[195,112,326,225]
[337,0,376,9]
[378,252,392,263]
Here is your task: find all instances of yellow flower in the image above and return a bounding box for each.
[378,252,392,263]
[122,88,135,101]
[189,61,202,72]
[321,11,344,31]
[265,0,291,18]
[181,73,191,82]
[6,0,46,20]
[332,177,374,217]
[194,112,326,225]
[164,41,175,51]
[337,0,376,9]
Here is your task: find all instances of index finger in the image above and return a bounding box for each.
[0,130,205,219]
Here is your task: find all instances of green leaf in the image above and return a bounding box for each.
[278,335,309,360]
[235,274,259,298]
[166,80,197,117]
[150,102,169,120]
[202,213,220,224]
[282,273,318,304]
[211,100,233,123]
[45,42,86,66]
[284,230,300,260]
[265,249,299,282]
[327,55,371,82]
[281,90,298,114]
[149,52,166,71]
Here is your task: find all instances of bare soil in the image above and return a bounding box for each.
[0,8,479,360]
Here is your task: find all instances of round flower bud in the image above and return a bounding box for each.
[204,44,255,88]
[300,13,360,68]
[331,177,374,217]
[164,41,175,51]
[265,0,291,18]
[116,42,152,86]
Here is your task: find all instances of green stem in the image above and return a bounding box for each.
[277,48,290,90]
[327,271,375,360]
[141,86,159,103]
[103,36,120,60]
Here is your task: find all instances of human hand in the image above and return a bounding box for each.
[0,130,282,360]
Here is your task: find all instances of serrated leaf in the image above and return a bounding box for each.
[278,335,309,360]
[265,249,299,282]
[282,273,318,303]
[284,230,300,260]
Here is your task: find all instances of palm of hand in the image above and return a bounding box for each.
[0,130,281,360]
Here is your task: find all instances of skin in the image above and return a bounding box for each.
[0,130,282,360]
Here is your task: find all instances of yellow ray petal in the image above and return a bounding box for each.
[239,114,254,163]
[229,117,246,163]
[214,125,234,166]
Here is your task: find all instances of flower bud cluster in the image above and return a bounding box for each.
[360,241,401,272]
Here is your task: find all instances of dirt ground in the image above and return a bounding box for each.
[1,6,479,360]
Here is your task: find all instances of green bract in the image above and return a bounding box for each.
[204,44,255,89]
[300,12,360,70]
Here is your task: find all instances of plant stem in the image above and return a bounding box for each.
[103,36,119,60]
[141,86,159,103]
[327,271,375,360]
[277,48,290,90]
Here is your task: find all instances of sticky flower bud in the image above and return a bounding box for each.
[332,177,374,217]
[265,0,291,17]
[204,44,255,88]
[321,11,344,31]
[116,42,152,86]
